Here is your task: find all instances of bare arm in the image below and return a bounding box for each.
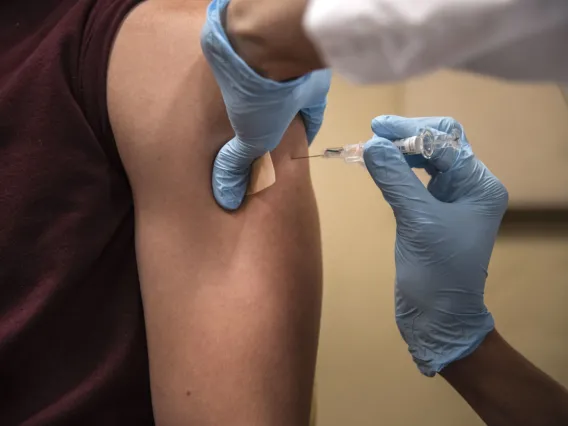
[107,1,321,424]
[441,330,568,426]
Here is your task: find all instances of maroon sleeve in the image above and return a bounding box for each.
[78,0,142,168]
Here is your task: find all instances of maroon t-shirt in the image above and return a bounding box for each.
[0,0,154,424]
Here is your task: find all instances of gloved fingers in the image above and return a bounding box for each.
[427,148,508,216]
[300,101,327,145]
[212,137,265,210]
[201,1,310,97]
[371,115,471,172]
[299,70,332,144]
[212,166,250,211]
[425,128,461,174]
[202,6,331,155]
[429,159,509,212]
[304,69,333,104]
[402,154,428,169]
[371,115,465,141]
[403,146,457,176]
[203,9,330,113]
[426,154,477,203]
[369,116,488,205]
[202,1,331,212]
[364,136,433,219]
[421,126,482,203]
[202,1,313,154]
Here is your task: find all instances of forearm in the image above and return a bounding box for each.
[441,330,568,426]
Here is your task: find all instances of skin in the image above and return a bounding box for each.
[107,1,321,425]
[105,0,568,424]
[224,2,568,423]
[441,330,568,426]
[226,0,323,80]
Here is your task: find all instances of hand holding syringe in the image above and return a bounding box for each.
[294,128,462,164]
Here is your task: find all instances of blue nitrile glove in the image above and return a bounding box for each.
[363,115,509,377]
[201,0,331,210]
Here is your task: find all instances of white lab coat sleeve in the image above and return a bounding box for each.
[303,0,568,84]
[456,24,568,83]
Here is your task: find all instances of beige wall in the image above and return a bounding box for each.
[403,71,568,206]
[312,74,568,425]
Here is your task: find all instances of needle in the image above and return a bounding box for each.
[291,154,324,160]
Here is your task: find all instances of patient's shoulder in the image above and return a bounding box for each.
[107,0,309,208]
[107,1,231,199]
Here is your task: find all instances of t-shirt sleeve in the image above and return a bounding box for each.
[78,0,142,167]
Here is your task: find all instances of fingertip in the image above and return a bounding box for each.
[405,154,428,169]
[300,102,327,145]
[428,145,459,173]
[371,115,420,141]
[363,136,408,180]
[212,186,244,211]
[211,164,249,211]
[212,182,246,211]
[370,114,396,135]
[435,116,462,135]
[363,136,393,164]
[364,136,404,159]
[363,136,432,214]
[370,114,399,127]
[311,68,332,85]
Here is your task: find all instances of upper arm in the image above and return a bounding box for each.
[107,1,322,425]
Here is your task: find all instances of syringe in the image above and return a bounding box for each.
[294,128,461,164]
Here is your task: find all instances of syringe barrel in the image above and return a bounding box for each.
[392,130,431,157]
[319,126,461,165]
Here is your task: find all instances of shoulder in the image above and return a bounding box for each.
[106,0,310,209]
[107,0,233,204]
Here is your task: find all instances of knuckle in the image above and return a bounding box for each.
[487,177,509,211]
[497,182,509,206]
[440,116,462,132]
[374,114,392,123]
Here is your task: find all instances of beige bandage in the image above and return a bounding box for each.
[246,152,276,195]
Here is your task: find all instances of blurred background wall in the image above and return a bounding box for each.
[311,72,568,425]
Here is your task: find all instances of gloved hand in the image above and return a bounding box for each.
[201,0,331,210]
[363,115,509,377]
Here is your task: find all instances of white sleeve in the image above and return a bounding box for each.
[303,0,568,84]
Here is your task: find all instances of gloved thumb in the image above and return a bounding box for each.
[212,137,264,210]
[364,137,433,218]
